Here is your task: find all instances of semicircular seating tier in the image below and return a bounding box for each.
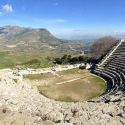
[94,39,125,95]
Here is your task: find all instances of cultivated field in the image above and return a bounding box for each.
[24,68,106,102]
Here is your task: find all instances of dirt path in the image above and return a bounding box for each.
[51,71,61,77]
[56,75,92,85]
[56,78,81,85]
[56,78,82,85]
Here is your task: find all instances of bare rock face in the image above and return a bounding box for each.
[0,68,125,125]
[0,108,56,125]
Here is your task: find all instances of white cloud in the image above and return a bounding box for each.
[34,18,67,24]
[0,4,13,16]
[49,19,66,23]
[2,4,13,13]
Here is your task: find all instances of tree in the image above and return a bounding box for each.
[91,36,117,59]
[54,58,62,64]
[78,56,84,62]
[61,54,72,64]
[70,57,79,64]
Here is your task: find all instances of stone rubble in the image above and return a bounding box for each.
[0,67,125,125]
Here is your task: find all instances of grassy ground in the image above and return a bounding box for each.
[0,50,57,69]
[25,69,106,102]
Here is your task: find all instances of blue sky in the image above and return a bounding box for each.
[0,0,125,39]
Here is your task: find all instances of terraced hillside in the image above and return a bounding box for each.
[95,39,125,95]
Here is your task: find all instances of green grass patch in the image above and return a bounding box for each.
[0,51,55,69]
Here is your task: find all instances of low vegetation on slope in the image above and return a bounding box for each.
[0,50,56,69]
[24,68,106,102]
[91,36,117,59]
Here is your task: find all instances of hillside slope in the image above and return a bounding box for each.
[0,26,86,68]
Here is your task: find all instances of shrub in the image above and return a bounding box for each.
[79,65,86,70]
[24,59,41,65]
